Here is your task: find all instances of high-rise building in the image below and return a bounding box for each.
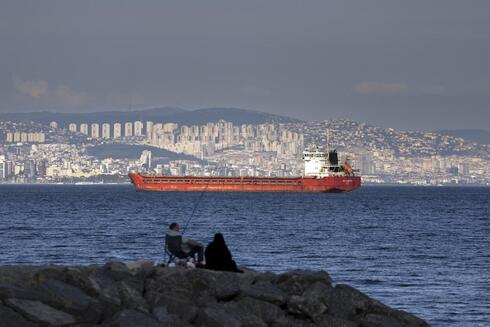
[13,132,21,142]
[5,133,13,143]
[163,123,178,133]
[113,123,122,138]
[0,156,6,179]
[134,121,143,136]
[91,123,100,138]
[50,121,58,129]
[102,123,111,139]
[125,122,133,137]
[25,160,37,178]
[20,132,28,142]
[68,123,77,132]
[146,121,153,139]
[80,123,89,135]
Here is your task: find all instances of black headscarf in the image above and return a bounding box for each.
[205,233,241,272]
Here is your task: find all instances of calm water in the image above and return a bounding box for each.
[0,185,488,326]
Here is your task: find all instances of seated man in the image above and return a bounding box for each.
[165,222,204,266]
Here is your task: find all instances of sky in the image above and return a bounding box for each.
[0,0,489,131]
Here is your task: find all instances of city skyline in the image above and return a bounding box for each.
[1,1,489,130]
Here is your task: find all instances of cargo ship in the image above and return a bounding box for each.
[129,148,361,192]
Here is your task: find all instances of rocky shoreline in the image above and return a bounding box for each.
[0,261,429,327]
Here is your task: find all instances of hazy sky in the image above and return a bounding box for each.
[1,0,489,130]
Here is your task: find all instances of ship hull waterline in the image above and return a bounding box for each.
[128,173,361,193]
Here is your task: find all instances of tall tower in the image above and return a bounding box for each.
[134,121,143,136]
[68,123,77,132]
[102,123,111,139]
[113,123,122,138]
[124,122,133,137]
[146,121,153,139]
[80,123,89,135]
[91,123,100,138]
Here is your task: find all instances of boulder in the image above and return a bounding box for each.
[0,304,37,327]
[101,309,161,327]
[118,280,149,312]
[39,278,93,312]
[65,267,101,297]
[194,306,242,327]
[277,270,332,296]
[5,298,76,326]
[234,296,289,326]
[151,306,190,326]
[103,262,133,281]
[240,280,287,305]
[125,260,156,278]
[150,292,198,323]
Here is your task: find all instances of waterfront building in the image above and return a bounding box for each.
[68,123,77,132]
[163,123,178,133]
[102,123,111,139]
[5,132,13,143]
[0,158,6,179]
[113,123,122,138]
[134,121,143,136]
[80,123,89,135]
[124,122,133,137]
[91,123,100,138]
[146,121,153,140]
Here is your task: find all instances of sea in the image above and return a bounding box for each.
[0,184,488,326]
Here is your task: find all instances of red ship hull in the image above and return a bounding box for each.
[128,173,361,193]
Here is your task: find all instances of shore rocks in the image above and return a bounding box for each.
[0,261,429,327]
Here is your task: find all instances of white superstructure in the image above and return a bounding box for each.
[303,148,349,177]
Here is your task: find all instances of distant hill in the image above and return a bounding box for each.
[0,107,300,127]
[164,107,299,125]
[86,144,198,161]
[437,129,490,145]
[0,107,184,127]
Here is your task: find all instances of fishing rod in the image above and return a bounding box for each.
[181,181,210,235]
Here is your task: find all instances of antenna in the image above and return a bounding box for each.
[326,128,330,151]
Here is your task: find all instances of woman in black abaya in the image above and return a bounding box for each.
[205,233,242,273]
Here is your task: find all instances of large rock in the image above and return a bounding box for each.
[0,304,37,327]
[194,306,241,327]
[240,278,287,306]
[5,298,76,326]
[151,306,190,326]
[101,309,161,327]
[277,270,333,295]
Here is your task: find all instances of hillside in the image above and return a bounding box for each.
[0,107,300,127]
[287,120,490,158]
[437,129,490,145]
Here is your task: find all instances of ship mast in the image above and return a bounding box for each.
[326,128,330,152]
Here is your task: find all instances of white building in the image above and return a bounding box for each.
[113,123,122,138]
[146,121,153,139]
[80,123,89,135]
[134,121,143,136]
[91,123,100,138]
[124,122,133,137]
[102,123,111,139]
[68,123,77,132]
